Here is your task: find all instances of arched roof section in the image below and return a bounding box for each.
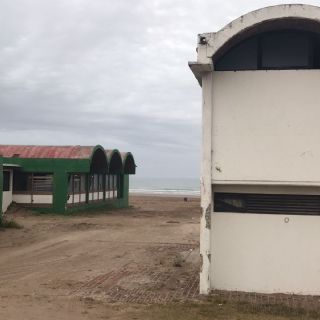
[0,144,109,173]
[106,149,123,174]
[90,145,108,173]
[121,152,136,174]
[206,4,320,61]
[0,145,101,160]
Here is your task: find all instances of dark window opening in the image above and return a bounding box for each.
[32,174,53,193]
[68,174,87,205]
[215,30,320,71]
[3,171,10,191]
[124,154,136,174]
[13,172,30,191]
[214,192,320,215]
[65,173,122,207]
[109,152,123,174]
[13,172,53,194]
[90,148,107,173]
[215,36,259,71]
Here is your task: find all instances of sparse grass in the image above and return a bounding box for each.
[172,255,184,267]
[136,300,320,320]
[0,218,23,229]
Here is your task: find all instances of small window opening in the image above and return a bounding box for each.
[3,171,10,191]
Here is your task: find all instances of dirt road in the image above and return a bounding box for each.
[0,196,200,319]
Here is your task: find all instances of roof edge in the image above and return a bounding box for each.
[197,4,320,62]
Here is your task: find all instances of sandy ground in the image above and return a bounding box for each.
[0,195,200,320]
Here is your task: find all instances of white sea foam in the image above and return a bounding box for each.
[129,188,200,196]
[129,177,200,197]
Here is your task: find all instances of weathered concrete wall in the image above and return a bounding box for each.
[211,210,320,294]
[190,4,320,295]
[209,70,320,294]
[199,72,213,294]
[212,70,320,184]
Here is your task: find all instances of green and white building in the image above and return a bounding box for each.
[0,145,136,215]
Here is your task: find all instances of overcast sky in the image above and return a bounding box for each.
[0,0,319,178]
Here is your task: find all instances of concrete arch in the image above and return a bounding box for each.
[121,152,136,174]
[106,149,123,174]
[205,4,320,61]
[89,145,108,173]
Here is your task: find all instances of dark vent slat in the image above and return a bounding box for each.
[246,208,320,212]
[248,201,320,206]
[214,192,320,215]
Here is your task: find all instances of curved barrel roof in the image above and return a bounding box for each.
[0,145,136,174]
[0,145,97,159]
[207,4,320,61]
[121,152,136,174]
[189,4,320,84]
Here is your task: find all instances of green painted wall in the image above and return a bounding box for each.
[3,158,90,173]
[53,171,69,212]
[1,157,132,214]
[122,175,129,207]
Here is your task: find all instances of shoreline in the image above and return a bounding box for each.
[129,192,200,198]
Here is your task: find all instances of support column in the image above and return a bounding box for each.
[121,175,129,207]
[85,174,89,203]
[53,171,68,213]
[200,72,213,294]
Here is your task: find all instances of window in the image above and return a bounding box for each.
[3,171,10,191]
[215,37,258,71]
[261,32,312,69]
[73,175,81,193]
[13,172,30,192]
[113,175,117,189]
[87,173,105,202]
[105,175,110,191]
[104,174,119,200]
[32,174,53,193]
[68,174,87,205]
[69,173,120,204]
[68,174,86,194]
[98,174,103,192]
[109,175,113,191]
[214,192,320,215]
[89,174,94,192]
[215,30,320,71]
[13,172,53,194]
[93,174,99,192]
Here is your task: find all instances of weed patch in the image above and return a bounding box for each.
[0,218,23,229]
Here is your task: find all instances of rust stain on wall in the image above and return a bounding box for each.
[204,204,211,229]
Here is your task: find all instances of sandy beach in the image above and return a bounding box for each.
[0,195,200,319]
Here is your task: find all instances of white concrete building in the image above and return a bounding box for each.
[189,4,320,295]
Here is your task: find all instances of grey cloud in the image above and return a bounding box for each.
[1,0,319,178]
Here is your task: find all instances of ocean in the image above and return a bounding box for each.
[129,177,200,197]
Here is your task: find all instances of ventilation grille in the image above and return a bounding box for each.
[214,192,320,215]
